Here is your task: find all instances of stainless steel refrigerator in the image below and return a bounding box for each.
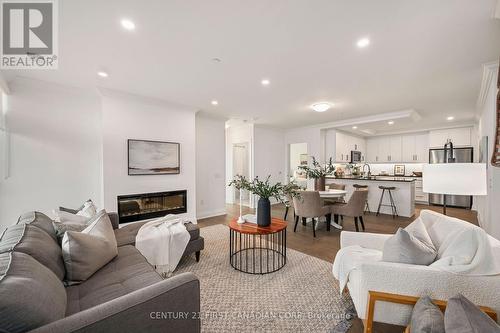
[428,147,473,209]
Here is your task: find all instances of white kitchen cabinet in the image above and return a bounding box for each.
[335,131,366,163]
[389,136,402,162]
[429,127,471,148]
[366,138,379,163]
[401,133,429,163]
[415,133,429,163]
[414,178,428,203]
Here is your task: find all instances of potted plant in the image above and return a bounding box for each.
[298,157,335,191]
[228,175,301,227]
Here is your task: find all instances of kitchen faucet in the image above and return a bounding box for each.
[363,163,371,178]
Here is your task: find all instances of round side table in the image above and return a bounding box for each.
[228,218,287,274]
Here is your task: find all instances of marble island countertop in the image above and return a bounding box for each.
[326,175,417,182]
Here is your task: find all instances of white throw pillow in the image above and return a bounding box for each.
[76,200,97,218]
[53,209,90,224]
[61,210,118,284]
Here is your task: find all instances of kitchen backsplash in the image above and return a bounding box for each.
[335,163,424,176]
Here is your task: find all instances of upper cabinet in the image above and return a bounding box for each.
[333,131,366,163]
[366,132,428,163]
[401,133,429,163]
[429,127,471,148]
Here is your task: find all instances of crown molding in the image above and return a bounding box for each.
[477,61,499,111]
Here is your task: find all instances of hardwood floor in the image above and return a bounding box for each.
[197,203,478,333]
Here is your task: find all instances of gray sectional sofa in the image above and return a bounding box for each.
[0,211,202,333]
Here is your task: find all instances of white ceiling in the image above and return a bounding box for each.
[2,0,500,131]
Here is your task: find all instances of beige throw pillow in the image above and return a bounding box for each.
[62,210,118,284]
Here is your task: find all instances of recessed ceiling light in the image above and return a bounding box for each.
[261,79,270,86]
[121,19,136,31]
[357,37,370,48]
[97,71,108,78]
[311,102,332,112]
[447,116,455,121]
[352,126,358,129]
[388,120,395,125]
[211,100,218,106]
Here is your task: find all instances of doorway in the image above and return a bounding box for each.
[288,142,308,188]
[232,142,250,206]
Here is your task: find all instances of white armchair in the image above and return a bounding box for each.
[335,210,500,326]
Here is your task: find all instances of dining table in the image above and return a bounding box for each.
[318,189,348,230]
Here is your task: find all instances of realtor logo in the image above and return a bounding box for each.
[1,0,58,69]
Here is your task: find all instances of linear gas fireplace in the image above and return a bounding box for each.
[117,190,187,224]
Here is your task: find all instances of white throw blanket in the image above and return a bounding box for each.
[135,214,190,276]
[430,226,500,276]
[332,245,382,294]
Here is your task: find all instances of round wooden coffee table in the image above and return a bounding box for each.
[229,218,287,275]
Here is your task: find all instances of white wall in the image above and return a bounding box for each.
[195,113,226,219]
[254,125,286,204]
[101,90,197,222]
[476,66,500,239]
[0,78,102,228]
[225,123,254,204]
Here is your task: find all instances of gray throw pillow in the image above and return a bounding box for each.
[17,211,57,241]
[0,252,67,333]
[445,294,500,333]
[0,224,65,280]
[382,228,437,265]
[410,296,445,333]
[62,210,118,284]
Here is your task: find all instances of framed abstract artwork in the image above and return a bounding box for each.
[128,139,180,175]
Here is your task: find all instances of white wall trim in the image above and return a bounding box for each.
[477,61,499,111]
[196,209,227,220]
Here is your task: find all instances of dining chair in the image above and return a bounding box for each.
[293,191,332,237]
[330,190,368,232]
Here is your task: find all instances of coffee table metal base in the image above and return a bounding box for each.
[229,228,286,274]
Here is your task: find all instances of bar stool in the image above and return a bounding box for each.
[353,184,370,214]
[376,186,398,218]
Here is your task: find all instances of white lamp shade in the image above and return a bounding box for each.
[423,163,487,196]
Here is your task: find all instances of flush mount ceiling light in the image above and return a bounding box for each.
[311,102,332,112]
[447,116,455,121]
[261,79,270,86]
[97,71,108,78]
[388,120,395,125]
[121,19,136,31]
[352,126,358,129]
[356,37,370,48]
[211,100,219,106]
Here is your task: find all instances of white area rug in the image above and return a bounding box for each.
[174,224,356,332]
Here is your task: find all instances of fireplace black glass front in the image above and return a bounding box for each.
[117,190,187,224]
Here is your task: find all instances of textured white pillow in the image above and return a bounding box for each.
[53,209,89,224]
[76,200,97,218]
[62,210,118,284]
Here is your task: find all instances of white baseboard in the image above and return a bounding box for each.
[196,209,227,220]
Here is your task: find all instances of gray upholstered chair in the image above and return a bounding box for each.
[293,191,332,237]
[331,190,368,232]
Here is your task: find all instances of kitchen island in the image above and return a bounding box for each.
[325,176,416,217]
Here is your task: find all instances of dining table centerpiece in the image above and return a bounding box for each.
[298,157,335,191]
